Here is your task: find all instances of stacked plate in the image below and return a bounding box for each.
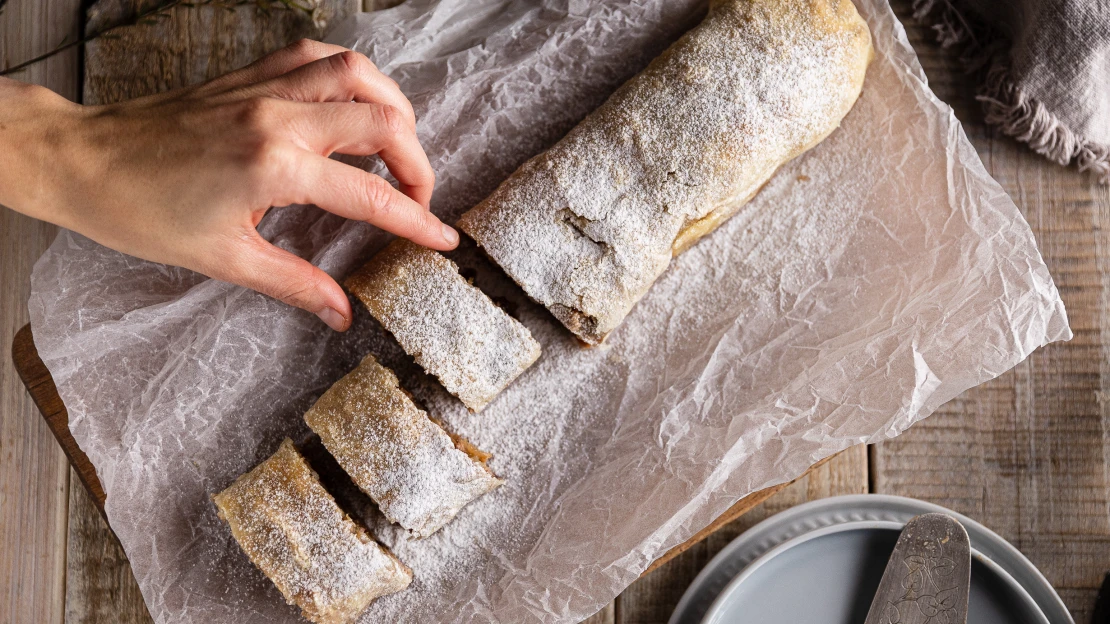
[669,495,1073,624]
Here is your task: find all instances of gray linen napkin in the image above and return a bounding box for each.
[915,0,1110,183]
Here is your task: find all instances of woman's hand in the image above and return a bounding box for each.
[0,39,457,332]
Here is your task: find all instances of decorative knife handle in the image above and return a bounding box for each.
[863,513,972,624]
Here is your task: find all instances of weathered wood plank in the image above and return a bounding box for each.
[580,602,616,624]
[613,446,868,623]
[871,3,1110,622]
[64,468,153,624]
[13,325,106,517]
[2,220,69,624]
[84,0,359,106]
[59,2,361,622]
[1,1,82,623]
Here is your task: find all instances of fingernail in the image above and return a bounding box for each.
[316,306,347,331]
[441,223,460,246]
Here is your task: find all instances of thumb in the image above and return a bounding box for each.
[218,233,353,331]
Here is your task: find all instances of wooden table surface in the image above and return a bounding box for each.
[2,1,1107,623]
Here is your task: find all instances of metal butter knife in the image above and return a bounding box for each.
[863,513,972,624]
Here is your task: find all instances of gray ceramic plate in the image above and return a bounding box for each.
[703,521,1047,624]
[668,494,1072,624]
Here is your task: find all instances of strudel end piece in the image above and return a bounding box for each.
[306,354,503,538]
[345,240,541,412]
[213,439,411,624]
[457,0,873,344]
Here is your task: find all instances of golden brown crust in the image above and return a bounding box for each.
[213,440,411,624]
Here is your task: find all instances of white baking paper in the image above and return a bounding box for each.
[28,0,1070,622]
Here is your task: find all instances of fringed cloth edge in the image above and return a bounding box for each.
[912,0,1110,183]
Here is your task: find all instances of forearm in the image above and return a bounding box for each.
[0,77,87,228]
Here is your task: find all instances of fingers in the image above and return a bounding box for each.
[203,39,352,93]
[250,51,416,129]
[287,153,457,251]
[218,232,353,331]
[279,100,435,207]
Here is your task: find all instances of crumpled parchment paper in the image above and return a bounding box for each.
[28,0,1070,622]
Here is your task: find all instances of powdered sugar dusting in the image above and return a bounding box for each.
[458,0,872,344]
[212,439,412,624]
[304,354,503,538]
[346,240,542,411]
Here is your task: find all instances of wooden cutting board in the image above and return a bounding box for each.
[11,324,106,514]
[10,322,820,574]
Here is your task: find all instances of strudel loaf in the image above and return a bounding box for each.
[458,0,873,344]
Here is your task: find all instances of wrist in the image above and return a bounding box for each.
[0,78,88,227]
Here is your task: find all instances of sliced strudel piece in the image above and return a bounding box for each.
[345,239,541,412]
[457,0,873,344]
[213,439,411,624]
[305,354,503,538]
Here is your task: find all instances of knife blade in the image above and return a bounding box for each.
[863,513,972,624]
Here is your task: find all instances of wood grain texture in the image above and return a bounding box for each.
[580,602,616,624]
[871,2,1110,622]
[13,325,106,514]
[612,446,869,623]
[0,1,81,623]
[2,219,68,624]
[84,0,359,106]
[65,468,153,624]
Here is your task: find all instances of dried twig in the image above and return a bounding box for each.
[0,0,317,77]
